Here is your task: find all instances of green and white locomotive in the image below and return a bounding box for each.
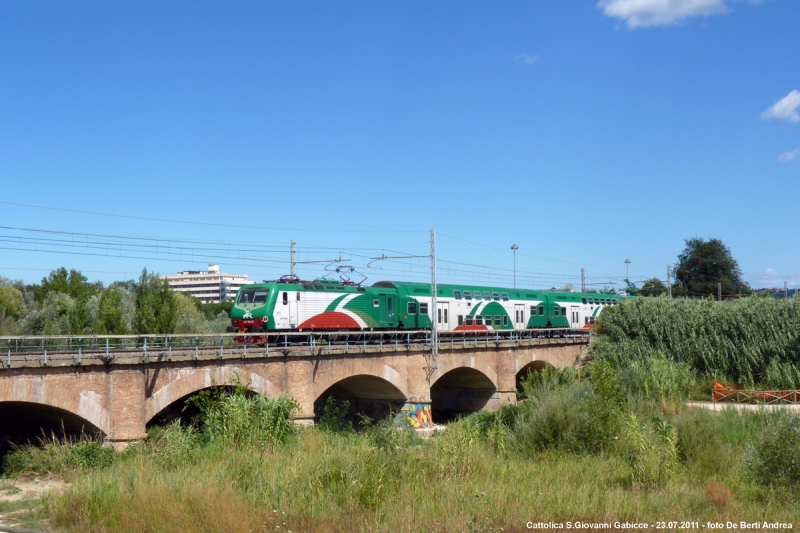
[229,278,624,334]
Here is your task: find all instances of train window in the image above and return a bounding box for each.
[476,316,483,326]
[590,317,596,325]
[553,306,560,316]
[466,317,473,326]
[561,307,566,316]
[581,298,587,304]
[458,315,463,326]
[492,292,500,300]
[530,305,536,316]
[297,292,301,301]
[420,303,429,314]
[585,317,589,325]
[373,299,380,307]
[538,305,544,315]
[464,291,472,300]
[437,308,442,323]
[483,291,491,300]
[238,290,256,304]
[494,315,501,325]
[474,291,481,300]
[282,292,288,305]
[408,302,417,314]
[387,298,393,316]
[253,290,269,304]
[454,290,462,300]
[503,315,508,326]
[501,293,509,301]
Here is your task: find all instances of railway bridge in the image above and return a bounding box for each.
[0,330,590,449]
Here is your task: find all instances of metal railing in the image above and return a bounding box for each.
[2,328,590,366]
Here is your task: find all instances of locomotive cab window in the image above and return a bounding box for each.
[408,302,417,314]
[501,293,509,301]
[297,292,301,301]
[454,290,462,300]
[282,292,288,305]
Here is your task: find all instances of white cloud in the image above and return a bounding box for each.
[778,148,799,163]
[515,53,539,64]
[597,0,729,28]
[745,268,800,289]
[761,90,800,123]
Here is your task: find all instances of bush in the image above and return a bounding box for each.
[3,438,113,476]
[317,396,354,434]
[620,356,696,402]
[203,393,299,448]
[744,412,800,489]
[622,414,678,488]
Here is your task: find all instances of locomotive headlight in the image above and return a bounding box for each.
[262,316,269,323]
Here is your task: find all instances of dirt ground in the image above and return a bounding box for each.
[0,475,69,529]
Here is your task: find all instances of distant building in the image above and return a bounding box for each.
[162,264,251,303]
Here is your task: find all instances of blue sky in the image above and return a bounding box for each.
[1,0,798,290]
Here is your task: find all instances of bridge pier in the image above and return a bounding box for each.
[107,367,148,451]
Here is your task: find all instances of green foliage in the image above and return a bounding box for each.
[744,412,800,489]
[3,438,113,476]
[0,283,26,333]
[133,268,177,334]
[97,285,130,334]
[674,237,750,298]
[622,414,678,488]
[595,295,800,388]
[35,267,100,303]
[518,366,579,400]
[638,277,667,297]
[202,393,299,448]
[317,396,354,434]
[619,356,696,402]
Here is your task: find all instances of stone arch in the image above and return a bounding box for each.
[145,367,277,423]
[515,360,557,392]
[0,377,111,437]
[430,354,498,390]
[312,360,409,401]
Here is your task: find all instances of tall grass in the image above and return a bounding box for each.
[595,296,800,388]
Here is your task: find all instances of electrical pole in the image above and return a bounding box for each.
[581,268,586,293]
[511,244,519,288]
[667,265,672,298]
[717,283,722,302]
[785,281,788,300]
[428,229,438,382]
[290,240,296,278]
[625,259,631,283]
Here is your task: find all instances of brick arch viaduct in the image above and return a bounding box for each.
[1,336,588,449]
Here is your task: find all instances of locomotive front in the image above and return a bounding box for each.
[228,285,274,333]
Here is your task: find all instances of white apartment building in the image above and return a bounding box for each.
[163,264,252,303]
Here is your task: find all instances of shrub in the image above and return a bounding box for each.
[744,412,800,489]
[620,356,696,402]
[203,393,299,448]
[623,414,678,488]
[317,396,354,434]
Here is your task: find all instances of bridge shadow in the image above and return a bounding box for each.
[0,402,104,467]
[515,361,556,394]
[147,385,257,428]
[314,375,406,429]
[430,367,496,424]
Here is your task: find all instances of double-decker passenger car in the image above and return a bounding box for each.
[228,278,626,334]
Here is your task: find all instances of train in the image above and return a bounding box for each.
[227,277,625,335]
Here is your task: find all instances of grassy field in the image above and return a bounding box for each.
[2,297,800,532]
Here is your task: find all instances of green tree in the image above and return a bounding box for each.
[674,238,750,298]
[638,278,667,297]
[0,284,26,332]
[97,286,129,334]
[35,267,100,303]
[133,268,177,334]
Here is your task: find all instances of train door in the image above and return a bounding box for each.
[379,294,396,328]
[570,306,580,329]
[436,302,450,331]
[289,291,299,328]
[514,304,525,329]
